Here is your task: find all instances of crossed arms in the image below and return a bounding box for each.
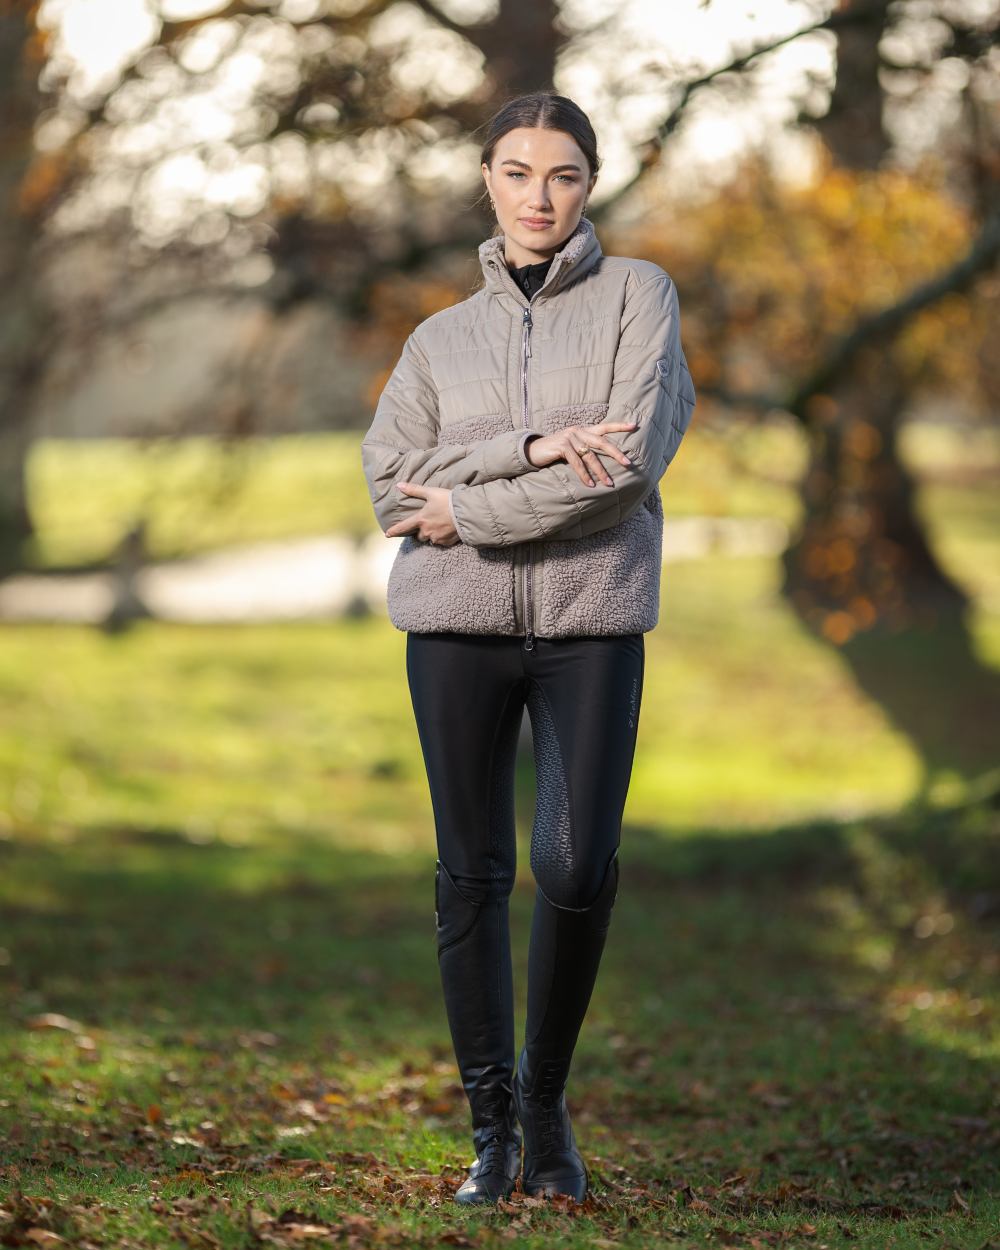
[360,272,696,546]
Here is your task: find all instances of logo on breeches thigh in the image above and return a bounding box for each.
[627,675,639,730]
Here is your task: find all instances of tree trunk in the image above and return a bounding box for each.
[782,354,968,644]
[810,0,892,170]
[0,3,45,573]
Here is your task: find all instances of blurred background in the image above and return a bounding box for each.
[1,0,998,1242]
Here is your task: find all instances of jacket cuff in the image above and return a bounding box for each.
[447,487,472,544]
[450,482,507,547]
[478,428,544,480]
[516,429,543,472]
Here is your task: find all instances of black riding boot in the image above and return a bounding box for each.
[513,849,620,1201]
[435,858,522,1205]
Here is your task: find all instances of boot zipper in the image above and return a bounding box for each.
[521,302,535,652]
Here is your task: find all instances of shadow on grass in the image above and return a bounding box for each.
[0,796,997,1228]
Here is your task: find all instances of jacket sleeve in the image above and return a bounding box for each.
[361,329,543,533]
[448,272,696,547]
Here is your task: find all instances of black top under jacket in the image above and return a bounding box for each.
[506,255,554,299]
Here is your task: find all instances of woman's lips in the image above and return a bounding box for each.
[520,218,554,229]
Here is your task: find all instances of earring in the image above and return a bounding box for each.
[489,198,495,212]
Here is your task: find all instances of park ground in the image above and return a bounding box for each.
[0,424,997,1248]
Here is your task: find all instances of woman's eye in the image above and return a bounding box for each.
[505,172,576,183]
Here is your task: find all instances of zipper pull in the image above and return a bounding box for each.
[524,630,535,652]
[523,305,532,356]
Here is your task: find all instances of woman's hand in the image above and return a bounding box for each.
[384,482,460,545]
[525,420,640,486]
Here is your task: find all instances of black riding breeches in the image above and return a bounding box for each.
[404,629,645,1118]
[405,630,645,910]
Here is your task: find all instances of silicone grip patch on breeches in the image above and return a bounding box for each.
[526,682,619,911]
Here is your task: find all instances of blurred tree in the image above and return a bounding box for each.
[644,156,998,643]
[785,0,999,640]
[0,0,586,569]
[0,2,50,573]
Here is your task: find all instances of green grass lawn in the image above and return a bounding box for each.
[1,425,997,1247]
[22,421,814,567]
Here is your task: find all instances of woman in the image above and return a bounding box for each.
[361,91,696,1206]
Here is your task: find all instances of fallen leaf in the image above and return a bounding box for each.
[25,1014,85,1033]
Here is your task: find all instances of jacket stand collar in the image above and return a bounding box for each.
[478,214,603,304]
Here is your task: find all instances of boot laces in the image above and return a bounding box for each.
[473,1091,513,1174]
[534,1067,566,1154]
[475,1111,518,1175]
[478,1129,508,1173]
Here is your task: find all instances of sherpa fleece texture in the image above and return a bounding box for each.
[361,215,696,639]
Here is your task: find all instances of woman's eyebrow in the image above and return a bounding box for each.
[500,159,582,173]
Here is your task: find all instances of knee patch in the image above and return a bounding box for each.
[526,683,577,906]
[537,846,620,914]
[526,679,624,911]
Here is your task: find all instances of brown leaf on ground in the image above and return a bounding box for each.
[24,1014,85,1034]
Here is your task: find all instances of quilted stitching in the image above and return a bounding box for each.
[366,216,696,638]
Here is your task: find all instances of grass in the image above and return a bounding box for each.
[21,419,814,568]
[1,777,997,1247]
[0,423,997,1247]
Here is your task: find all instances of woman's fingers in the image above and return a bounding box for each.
[588,438,633,471]
[564,443,598,487]
[567,443,618,487]
[585,421,638,470]
[534,421,641,486]
[563,420,639,485]
[580,447,614,486]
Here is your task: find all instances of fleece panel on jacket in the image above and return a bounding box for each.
[361,215,697,639]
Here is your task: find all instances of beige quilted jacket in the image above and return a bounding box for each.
[360,215,696,645]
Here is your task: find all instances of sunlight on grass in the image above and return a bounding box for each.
[24,418,809,567]
[3,556,985,841]
[25,433,373,566]
[809,818,999,1072]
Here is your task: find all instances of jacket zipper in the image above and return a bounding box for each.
[521,302,535,651]
[493,245,577,650]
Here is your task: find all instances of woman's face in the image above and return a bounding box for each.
[482,126,596,266]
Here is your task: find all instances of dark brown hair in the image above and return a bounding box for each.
[475,91,601,232]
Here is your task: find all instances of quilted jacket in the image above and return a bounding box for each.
[360,215,696,644]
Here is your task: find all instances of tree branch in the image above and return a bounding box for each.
[591,0,900,223]
[697,210,1000,422]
